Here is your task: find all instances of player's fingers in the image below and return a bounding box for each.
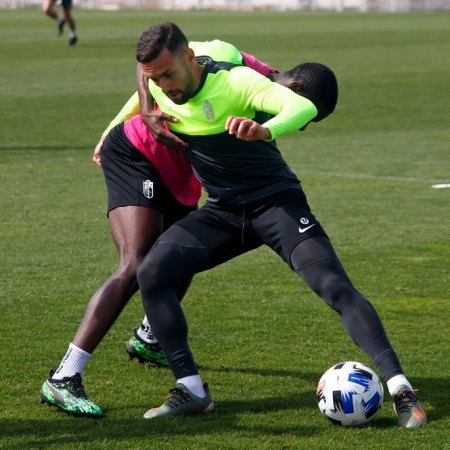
[236,120,254,139]
[226,116,244,135]
[168,137,189,149]
[155,129,177,142]
[93,135,106,168]
[92,153,102,169]
[225,116,235,131]
[159,132,188,149]
[159,112,179,123]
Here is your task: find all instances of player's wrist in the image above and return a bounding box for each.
[262,127,272,141]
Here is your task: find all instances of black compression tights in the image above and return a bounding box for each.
[137,228,212,379]
[138,229,404,382]
[290,235,403,381]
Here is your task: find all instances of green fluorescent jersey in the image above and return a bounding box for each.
[188,39,243,64]
[148,58,318,207]
[149,58,317,140]
[103,40,244,135]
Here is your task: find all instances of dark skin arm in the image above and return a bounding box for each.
[136,64,188,150]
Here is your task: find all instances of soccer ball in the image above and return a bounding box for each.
[316,361,384,426]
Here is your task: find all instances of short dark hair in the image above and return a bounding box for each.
[289,62,338,121]
[136,22,189,63]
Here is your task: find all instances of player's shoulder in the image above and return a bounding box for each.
[190,39,243,65]
[223,63,269,82]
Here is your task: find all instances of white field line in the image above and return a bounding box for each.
[298,170,449,186]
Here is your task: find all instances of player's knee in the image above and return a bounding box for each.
[137,241,182,295]
[113,263,138,287]
[318,275,355,310]
[116,252,146,279]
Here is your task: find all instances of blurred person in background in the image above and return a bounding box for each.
[42,0,78,46]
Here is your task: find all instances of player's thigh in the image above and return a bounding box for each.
[42,0,55,11]
[162,196,197,231]
[143,206,262,284]
[250,190,327,267]
[168,204,253,268]
[108,206,163,259]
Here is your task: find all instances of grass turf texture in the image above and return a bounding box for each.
[1,9,449,450]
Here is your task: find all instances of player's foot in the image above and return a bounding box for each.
[126,329,170,367]
[57,19,65,37]
[126,329,201,368]
[143,383,214,419]
[40,370,104,417]
[393,385,427,428]
[68,36,78,47]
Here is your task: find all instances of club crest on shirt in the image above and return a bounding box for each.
[203,100,215,122]
[143,180,154,199]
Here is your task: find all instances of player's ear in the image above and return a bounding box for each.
[289,81,301,95]
[186,47,196,63]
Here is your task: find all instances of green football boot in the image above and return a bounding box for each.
[126,328,201,369]
[40,370,103,417]
[126,329,169,367]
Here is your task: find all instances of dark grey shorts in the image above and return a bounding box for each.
[101,123,196,221]
[174,189,327,268]
[60,0,73,10]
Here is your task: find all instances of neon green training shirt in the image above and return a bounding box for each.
[103,40,246,135]
[147,57,318,206]
[148,58,316,140]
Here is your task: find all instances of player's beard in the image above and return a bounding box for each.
[169,63,195,105]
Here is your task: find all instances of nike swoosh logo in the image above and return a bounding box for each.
[298,224,317,234]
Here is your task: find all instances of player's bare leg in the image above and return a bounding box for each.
[62,7,78,46]
[72,206,163,353]
[43,0,66,37]
[42,0,58,20]
[40,206,162,416]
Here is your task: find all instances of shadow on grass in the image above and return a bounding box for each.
[0,372,445,448]
[201,367,446,423]
[205,365,323,381]
[2,392,320,448]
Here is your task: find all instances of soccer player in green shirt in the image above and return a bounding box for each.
[135,23,426,428]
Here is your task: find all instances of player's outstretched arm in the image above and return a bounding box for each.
[136,62,154,118]
[230,67,318,140]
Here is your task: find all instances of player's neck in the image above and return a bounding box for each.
[193,62,206,91]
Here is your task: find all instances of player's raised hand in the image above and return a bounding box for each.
[141,110,188,150]
[225,116,272,141]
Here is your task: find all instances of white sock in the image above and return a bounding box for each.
[177,375,206,398]
[387,374,413,396]
[136,316,159,344]
[51,343,91,380]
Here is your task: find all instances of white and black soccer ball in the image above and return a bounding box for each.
[316,361,384,426]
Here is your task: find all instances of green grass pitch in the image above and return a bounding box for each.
[0,9,449,449]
